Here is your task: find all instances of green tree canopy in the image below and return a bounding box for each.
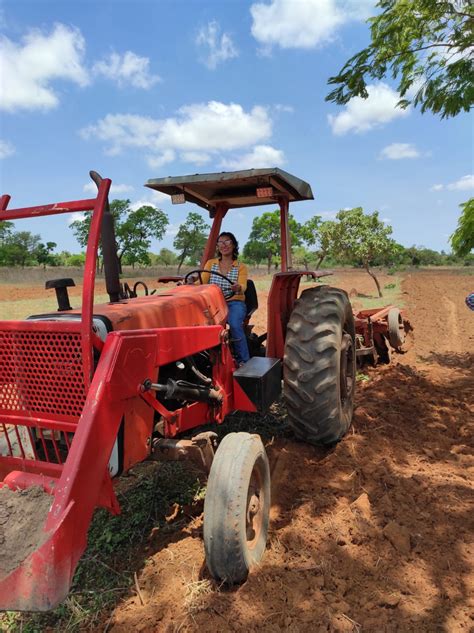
[70,199,169,270]
[243,210,302,273]
[333,208,396,297]
[34,241,58,269]
[326,0,474,118]
[450,198,474,256]
[173,212,209,273]
[0,220,14,243]
[302,216,338,268]
[155,247,178,267]
[0,231,41,267]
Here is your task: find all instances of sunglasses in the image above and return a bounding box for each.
[217,239,233,246]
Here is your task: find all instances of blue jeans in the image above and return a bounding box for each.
[227,300,250,364]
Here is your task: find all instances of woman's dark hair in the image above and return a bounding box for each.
[216,232,239,260]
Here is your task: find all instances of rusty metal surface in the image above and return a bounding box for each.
[151,431,217,472]
[145,168,313,214]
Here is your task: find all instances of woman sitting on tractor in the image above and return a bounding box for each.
[202,232,250,365]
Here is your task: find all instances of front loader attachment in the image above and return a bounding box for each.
[0,321,135,611]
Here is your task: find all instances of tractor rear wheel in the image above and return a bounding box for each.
[283,286,356,445]
[203,432,270,584]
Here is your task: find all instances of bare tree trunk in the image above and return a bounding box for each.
[177,249,187,274]
[316,254,325,269]
[365,262,383,297]
[267,253,272,274]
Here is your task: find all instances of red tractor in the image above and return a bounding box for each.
[0,168,364,610]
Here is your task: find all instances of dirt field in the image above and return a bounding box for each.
[1,269,473,632]
[99,270,472,633]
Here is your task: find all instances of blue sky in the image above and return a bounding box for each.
[1,0,472,255]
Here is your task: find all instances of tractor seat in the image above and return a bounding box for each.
[245,279,258,318]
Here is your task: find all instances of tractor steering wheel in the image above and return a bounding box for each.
[184,268,235,297]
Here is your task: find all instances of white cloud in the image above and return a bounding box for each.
[130,199,159,211]
[147,150,176,169]
[81,101,273,168]
[180,151,211,165]
[250,0,374,50]
[149,190,170,204]
[430,175,474,192]
[0,23,89,112]
[328,83,410,135]
[274,104,294,114]
[379,143,420,160]
[83,182,134,195]
[68,212,86,225]
[92,51,161,89]
[0,139,15,158]
[196,21,238,69]
[220,144,285,170]
[447,174,474,191]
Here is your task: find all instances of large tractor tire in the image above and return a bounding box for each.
[283,286,356,445]
[203,432,270,584]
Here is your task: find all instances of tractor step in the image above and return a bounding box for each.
[233,357,281,411]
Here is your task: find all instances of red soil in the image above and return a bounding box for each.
[105,270,473,633]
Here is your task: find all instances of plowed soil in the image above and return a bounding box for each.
[0,486,52,579]
[104,270,473,633]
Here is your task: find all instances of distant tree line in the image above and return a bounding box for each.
[1,198,472,297]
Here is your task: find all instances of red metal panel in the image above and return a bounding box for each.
[266,272,301,358]
[153,325,223,365]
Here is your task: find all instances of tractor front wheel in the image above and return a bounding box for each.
[283,286,356,445]
[203,432,270,584]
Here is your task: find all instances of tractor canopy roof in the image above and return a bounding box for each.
[145,168,314,216]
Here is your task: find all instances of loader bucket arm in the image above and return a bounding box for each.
[0,330,157,611]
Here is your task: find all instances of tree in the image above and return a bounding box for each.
[67,253,86,267]
[333,208,396,297]
[0,220,14,243]
[292,246,316,271]
[70,199,169,270]
[450,198,474,256]
[243,210,302,273]
[302,216,338,268]
[173,212,209,273]
[34,241,58,269]
[155,247,178,267]
[326,0,474,119]
[0,231,41,267]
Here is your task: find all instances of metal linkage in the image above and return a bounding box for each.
[142,378,223,403]
[151,431,218,472]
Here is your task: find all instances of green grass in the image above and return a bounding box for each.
[341,275,404,310]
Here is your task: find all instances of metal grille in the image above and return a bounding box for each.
[0,329,87,418]
[0,423,73,465]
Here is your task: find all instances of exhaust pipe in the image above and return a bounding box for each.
[89,170,122,303]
